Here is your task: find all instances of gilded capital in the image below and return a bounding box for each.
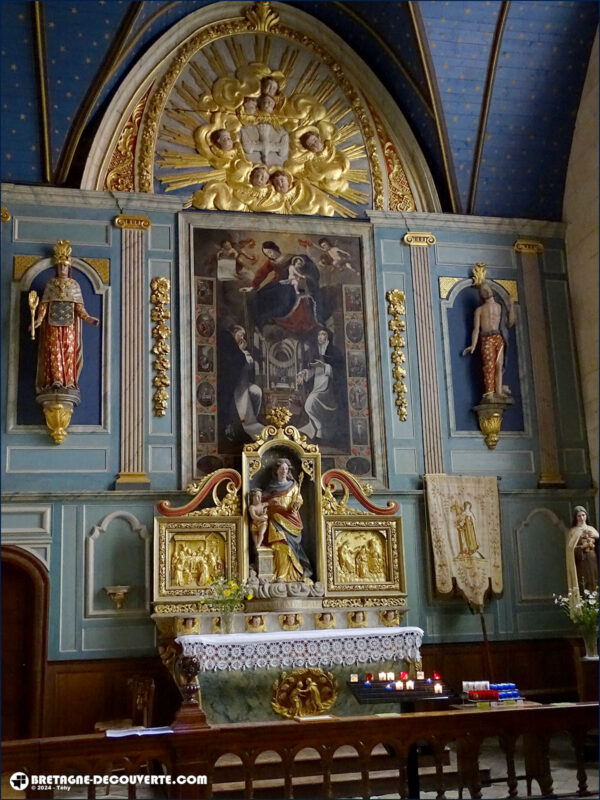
[114,214,151,230]
[403,232,436,247]
[514,239,544,254]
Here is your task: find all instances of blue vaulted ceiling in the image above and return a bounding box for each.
[1,0,597,220]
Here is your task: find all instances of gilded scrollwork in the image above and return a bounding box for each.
[155,469,241,517]
[386,289,408,422]
[104,88,151,192]
[150,277,171,417]
[368,102,415,212]
[248,457,262,479]
[322,596,406,609]
[153,602,203,614]
[243,406,319,454]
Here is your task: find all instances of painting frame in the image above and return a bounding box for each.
[178,212,387,490]
[154,515,244,602]
[322,515,407,606]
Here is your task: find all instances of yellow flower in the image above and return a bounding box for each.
[225,589,231,597]
[232,583,238,591]
[247,592,254,600]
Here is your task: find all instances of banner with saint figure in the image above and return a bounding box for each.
[424,474,502,610]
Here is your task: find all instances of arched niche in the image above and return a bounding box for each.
[7,256,109,432]
[514,509,568,602]
[82,1,439,217]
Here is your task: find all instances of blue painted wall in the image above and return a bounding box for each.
[0,188,594,659]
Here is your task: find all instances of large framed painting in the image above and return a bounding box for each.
[179,214,386,486]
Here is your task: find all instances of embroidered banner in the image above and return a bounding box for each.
[425,475,502,610]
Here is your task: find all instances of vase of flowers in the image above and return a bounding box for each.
[554,588,599,658]
[201,576,253,634]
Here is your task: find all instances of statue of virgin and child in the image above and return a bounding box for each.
[248,457,313,583]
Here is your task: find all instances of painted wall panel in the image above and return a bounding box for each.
[14,218,111,245]
[6,447,109,472]
[451,450,535,473]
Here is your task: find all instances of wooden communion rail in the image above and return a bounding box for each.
[2,702,597,799]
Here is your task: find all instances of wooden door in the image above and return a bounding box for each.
[1,548,48,739]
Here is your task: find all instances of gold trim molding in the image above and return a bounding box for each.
[1,207,11,222]
[83,258,110,284]
[514,239,544,254]
[386,289,408,422]
[150,277,171,417]
[439,277,462,299]
[116,472,152,483]
[493,279,518,303]
[13,254,110,284]
[114,214,151,230]
[403,232,436,247]
[13,256,39,281]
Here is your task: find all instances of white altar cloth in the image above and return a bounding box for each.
[176,626,423,672]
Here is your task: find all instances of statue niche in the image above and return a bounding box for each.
[242,407,325,600]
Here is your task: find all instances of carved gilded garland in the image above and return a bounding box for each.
[150,277,171,417]
[386,289,408,422]
[136,2,383,217]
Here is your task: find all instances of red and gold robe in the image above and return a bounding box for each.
[35,277,91,393]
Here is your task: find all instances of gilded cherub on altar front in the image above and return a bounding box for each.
[348,610,367,628]
[315,612,336,630]
[245,614,266,633]
[280,613,302,631]
[379,609,401,627]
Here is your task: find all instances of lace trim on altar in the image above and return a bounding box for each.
[177,626,423,671]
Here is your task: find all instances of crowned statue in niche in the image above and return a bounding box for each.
[28,240,100,443]
[462,264,517,449]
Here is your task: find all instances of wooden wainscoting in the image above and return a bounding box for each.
[421,637,578,701]
[40,638,578,738]
[43,657,180,737]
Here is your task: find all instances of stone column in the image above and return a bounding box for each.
[115,214,151,488]
[515,239,564,486]
[403,232,445,474]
